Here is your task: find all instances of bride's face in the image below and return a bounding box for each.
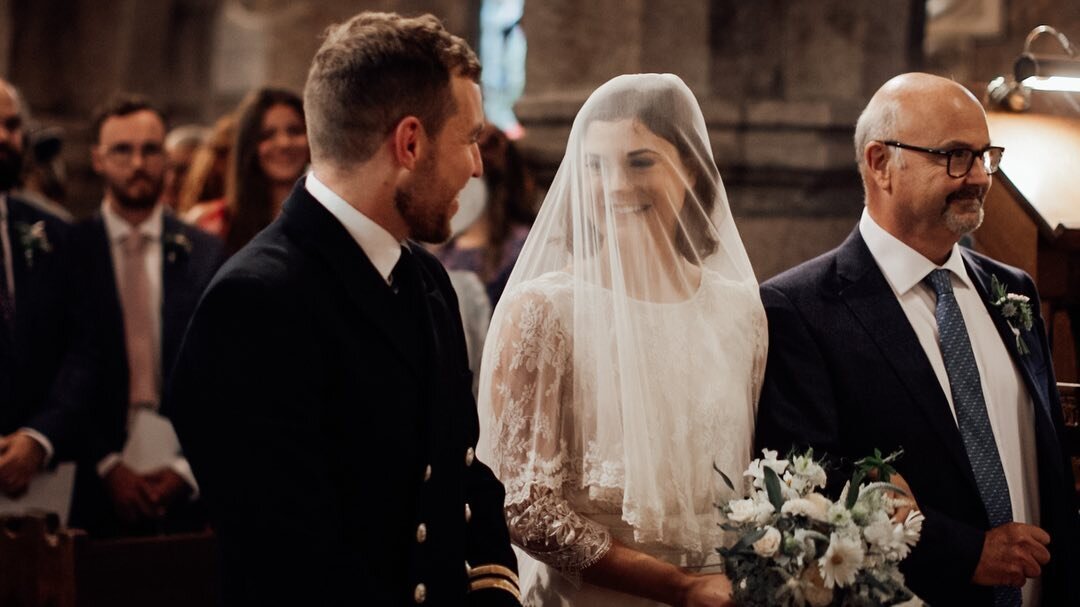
[583,119,693,244]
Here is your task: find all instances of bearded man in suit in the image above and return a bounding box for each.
[755,73,1079,606]
[0,78,80,499]
[67,95,224,536]
[170,12,520,607]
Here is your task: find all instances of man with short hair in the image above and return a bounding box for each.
[170,11,519,606]
[67,95,223,536]
[0,78,79,499]
[755,72,1079,605]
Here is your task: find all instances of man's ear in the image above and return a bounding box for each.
[391,116,425,171]
[864,141,893,193]
[90,146,105,174]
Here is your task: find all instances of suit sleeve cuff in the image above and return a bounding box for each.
[169,457,200,500]
[96,452,123,477]
[467,564,521,603]
[16,427,54,466]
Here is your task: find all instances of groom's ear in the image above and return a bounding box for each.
[390,115,427,172]
[864,141,894,193]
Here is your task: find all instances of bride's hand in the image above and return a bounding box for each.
[677,573,733,607]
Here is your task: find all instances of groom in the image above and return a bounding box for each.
[169,11,519,606]
[755,73,1079,606]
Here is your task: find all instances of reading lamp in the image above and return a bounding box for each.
[988,25,1080,111]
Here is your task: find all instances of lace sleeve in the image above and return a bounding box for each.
[480,284,612,579]
[751,296,769,406]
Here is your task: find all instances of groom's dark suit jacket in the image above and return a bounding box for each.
[169,180,518,606]
[756,228,1080,606]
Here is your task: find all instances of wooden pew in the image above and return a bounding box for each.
[0,513,218,607]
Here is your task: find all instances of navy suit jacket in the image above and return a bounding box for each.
[0,195,81,454]
[67,210,223,533]
[756,228,1080,606]
[170,180,518,606]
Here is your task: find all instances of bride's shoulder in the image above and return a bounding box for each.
[700,269,760,302]
[501,270,573,305]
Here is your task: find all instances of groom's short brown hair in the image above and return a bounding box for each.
[304,11,481,168]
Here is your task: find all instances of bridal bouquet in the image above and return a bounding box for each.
[716,449,924,607]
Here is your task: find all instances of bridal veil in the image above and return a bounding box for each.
[476,74,767,574]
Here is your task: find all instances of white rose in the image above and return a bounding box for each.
[728,498,762,523]
[752,526,782,557]
[781,497,828,521]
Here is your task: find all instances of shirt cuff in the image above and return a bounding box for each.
[170,457,200,500]
[97,452,123,477]
[16,427,54,466]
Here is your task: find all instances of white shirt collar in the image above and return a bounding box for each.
[859,207,973,296]
[101,200,163,242]
[304,172,402,284]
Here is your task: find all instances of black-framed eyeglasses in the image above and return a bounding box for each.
[878,141,1005,178]
[103,142,165,166]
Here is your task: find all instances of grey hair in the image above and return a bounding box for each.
[853,97,904,173]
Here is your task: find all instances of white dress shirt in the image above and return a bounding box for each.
[96,202,197,495]
[860,209,1041,603]
[305,172,404,283]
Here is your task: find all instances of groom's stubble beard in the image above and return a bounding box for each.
[394,151,453,244]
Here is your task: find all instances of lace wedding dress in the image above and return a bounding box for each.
[477,73,766,605]
[480,270,765,605]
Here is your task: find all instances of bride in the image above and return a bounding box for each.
[476,73,767,606]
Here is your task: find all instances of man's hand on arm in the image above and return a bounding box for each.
[972,522,1051,587]
[103,463,157,523]
[0,432,47,497]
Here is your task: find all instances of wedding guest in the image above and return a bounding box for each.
[67,94,224,537]
[178,113,234,233]
[183,89,308,255]
[162,124,208,211]
[755,72,1079,606]
[0,78,80,499]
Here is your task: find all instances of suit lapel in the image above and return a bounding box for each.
[160,214,186,378]
[279,184,425,373]
[835,230,980,492]
[961,251,1063,458]
[88,216,128,363]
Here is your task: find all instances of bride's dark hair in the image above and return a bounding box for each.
[584,83,721,261]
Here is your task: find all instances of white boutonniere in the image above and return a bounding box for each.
[990,275,1034,355]
[15,220,53,268]
[163,232,193,263]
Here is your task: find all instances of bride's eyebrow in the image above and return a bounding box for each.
[627,149,657,157]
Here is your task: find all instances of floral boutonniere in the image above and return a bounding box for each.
[15,220,53,268]
[990,274,1034,355]
[163,232,193,263]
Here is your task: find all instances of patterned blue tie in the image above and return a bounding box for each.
[925,269,1020,606]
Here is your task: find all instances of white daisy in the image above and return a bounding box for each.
[820,532,865,588]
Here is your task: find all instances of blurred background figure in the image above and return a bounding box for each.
[433,123,535,309]
[18,125,73,222]
[161,124,208,212]
[183,87,308,255]
[178,113,235,237]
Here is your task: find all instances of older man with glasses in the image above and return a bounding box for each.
[755,72,1079,606]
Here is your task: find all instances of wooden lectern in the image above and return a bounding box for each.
[979,113,1080,480]
[978,112,1080,384]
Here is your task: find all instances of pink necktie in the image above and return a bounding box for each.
[119,232,157,410]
